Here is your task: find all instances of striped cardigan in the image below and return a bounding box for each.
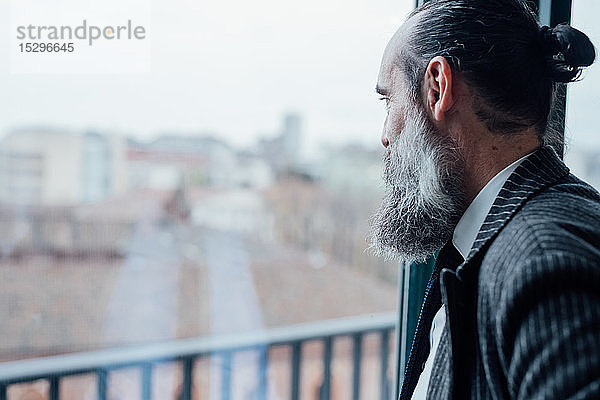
[399,146,600,399]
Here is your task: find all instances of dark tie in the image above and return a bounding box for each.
[436,241,464,272]
[399,240,464,400]
[422,242,467,399]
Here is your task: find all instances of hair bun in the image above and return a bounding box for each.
[539,23,596,83]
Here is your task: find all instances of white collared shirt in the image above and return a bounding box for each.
[410,152,531,400]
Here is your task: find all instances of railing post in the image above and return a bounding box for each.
[141,363,152,400]
[49,376,59,400]
[181,358,193,400]
[221,352,232,400]
[352,333,362,400]
[380,330,390,400]
[320,337,332,400]
[256,347,268,400]
[97,368,107,400]
[291,342,301,400]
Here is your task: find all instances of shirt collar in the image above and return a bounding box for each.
[452,152,532,259]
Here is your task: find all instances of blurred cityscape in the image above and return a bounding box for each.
[0,114,401,399]
[3,113,599,399]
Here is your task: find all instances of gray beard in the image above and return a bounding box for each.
[369,105,466,262]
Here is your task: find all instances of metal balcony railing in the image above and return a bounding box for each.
[0,313,396,400]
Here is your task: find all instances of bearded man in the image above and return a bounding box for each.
[369,0,600,399]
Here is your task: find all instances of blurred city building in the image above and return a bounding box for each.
[257,113,303,176]
[0,128,127,206]
[128,135,274,190]
[190,188,274,240]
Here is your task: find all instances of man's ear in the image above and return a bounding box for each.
[423,56,454,122]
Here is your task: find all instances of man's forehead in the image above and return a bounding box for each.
[377,36,401,92]
[377,15,419,92]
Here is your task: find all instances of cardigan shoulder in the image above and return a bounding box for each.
[475,173,600,399]
[480,172,600,296]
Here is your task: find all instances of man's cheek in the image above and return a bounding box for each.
[388,113,405,141]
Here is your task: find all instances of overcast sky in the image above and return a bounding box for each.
[0,0,598,155]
